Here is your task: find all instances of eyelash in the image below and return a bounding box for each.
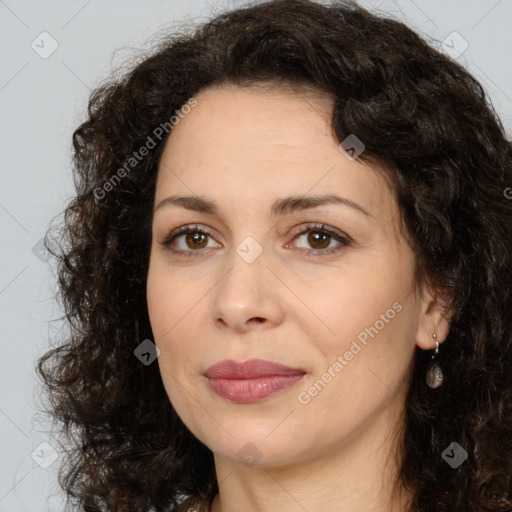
[159,223,352,258]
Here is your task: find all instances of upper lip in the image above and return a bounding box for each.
[204,359,305,379]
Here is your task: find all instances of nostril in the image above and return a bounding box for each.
[249,317,265,324]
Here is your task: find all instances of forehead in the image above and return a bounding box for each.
[164,83,335,154]
[155,84,398,233]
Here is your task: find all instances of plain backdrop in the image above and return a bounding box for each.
[1,0,511,510]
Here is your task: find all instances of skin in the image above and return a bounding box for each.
[146,83,451,512]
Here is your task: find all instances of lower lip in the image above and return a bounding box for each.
[207,374,305,403]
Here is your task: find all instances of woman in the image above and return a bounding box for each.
[37,0,512,511]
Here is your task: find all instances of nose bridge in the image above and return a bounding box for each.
[211,232,281,330]
[220,233,267,299]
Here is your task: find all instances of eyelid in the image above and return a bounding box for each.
[288,222,351,241]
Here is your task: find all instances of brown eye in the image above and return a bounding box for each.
[160,225,218,257]
[289,223,352,257]
[184,232,209,249]
[306,231,331,250]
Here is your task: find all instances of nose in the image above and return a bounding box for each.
[211,240,285,334]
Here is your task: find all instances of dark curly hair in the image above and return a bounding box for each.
[36,0,512,510]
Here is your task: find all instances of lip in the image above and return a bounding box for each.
[204,359,306,403]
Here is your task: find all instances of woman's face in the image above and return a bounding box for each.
[146,84,447,468]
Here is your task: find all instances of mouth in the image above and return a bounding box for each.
[204,359,307,403]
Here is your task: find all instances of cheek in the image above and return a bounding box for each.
[307,262,414,390]
[147,260,212,389]
[316,266,401,339]
[147,266,189,394]
[147,260,200,340]
[146,266,193,411]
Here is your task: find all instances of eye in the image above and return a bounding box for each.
[159,223,351,258]
[287,223,351,257]
[159,224,219,257]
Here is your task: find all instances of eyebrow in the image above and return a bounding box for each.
[154,193,373,219]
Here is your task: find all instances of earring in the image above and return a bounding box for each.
[426,333,443,388]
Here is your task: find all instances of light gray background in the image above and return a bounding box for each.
[1,1,511,510]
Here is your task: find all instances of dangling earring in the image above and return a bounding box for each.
[426,333,443,388]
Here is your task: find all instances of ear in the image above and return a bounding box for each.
[415,283,453,350]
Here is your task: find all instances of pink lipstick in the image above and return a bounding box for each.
[204,359,306,403]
